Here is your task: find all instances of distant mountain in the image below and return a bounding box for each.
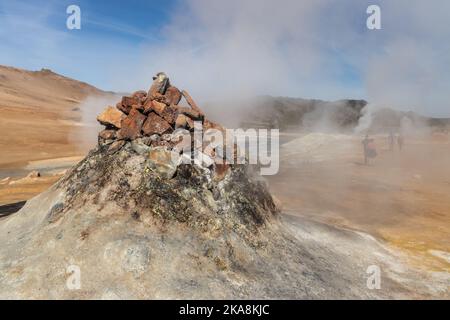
[0,66,111,108]
[240,96,450,132]
[240,96,367,131]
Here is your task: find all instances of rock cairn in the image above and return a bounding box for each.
[96,72,231,180]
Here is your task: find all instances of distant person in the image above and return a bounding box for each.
[397,133,404,151]
[362,134,377,165]
[388,131,395,151]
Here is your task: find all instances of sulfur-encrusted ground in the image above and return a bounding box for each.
[0,141,445,299]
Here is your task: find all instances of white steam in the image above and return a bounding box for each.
[70,94,121,151]
[103,0,450,121]
[73,0,450,139]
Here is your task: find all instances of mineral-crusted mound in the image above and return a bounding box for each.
[61,141,278,243]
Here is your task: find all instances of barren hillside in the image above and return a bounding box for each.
[0,65,114,169]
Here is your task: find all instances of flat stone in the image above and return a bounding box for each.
[160,105,178,124]
[122,96,140,108]
[117,108,146,140]
[116,102,130,115]
[177,106,201,119]
[132,90,147,101]
[117,96,141,115]
[97,106,126,129]
[143,99,167,116]
[99,129,117,140]
[142,99,153,114]
[142,112,172,136]
[151,100,166,114]
[164,86,182,105]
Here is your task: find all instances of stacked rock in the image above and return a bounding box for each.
[96,72,231,180]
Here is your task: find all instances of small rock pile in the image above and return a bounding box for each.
[96,72,231,179]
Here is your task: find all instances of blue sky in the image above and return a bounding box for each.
[0,0,449,116]
[0,0,176,89]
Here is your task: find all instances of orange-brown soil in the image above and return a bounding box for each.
[269,134,450,272]
[0,65,113,204]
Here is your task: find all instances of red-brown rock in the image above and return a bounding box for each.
[160,105,178,124]
[117,96,141,115]
[143,100,176,124]
[142,99,153,114]
[117,103,131,115]
[152,93,169,105]
[123,96,140,107]
[164,86,182,105]
[151,100,166,115]
[175,114,190,129]
[117,108,146,140]
[142,112,172,136]
[97,106,126,129]
[182,90,205,116]
[133,104,145,112]
[132,90,147,101]
[99,129,117,140]
[116,102,128,115]
[177,106,202,120]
